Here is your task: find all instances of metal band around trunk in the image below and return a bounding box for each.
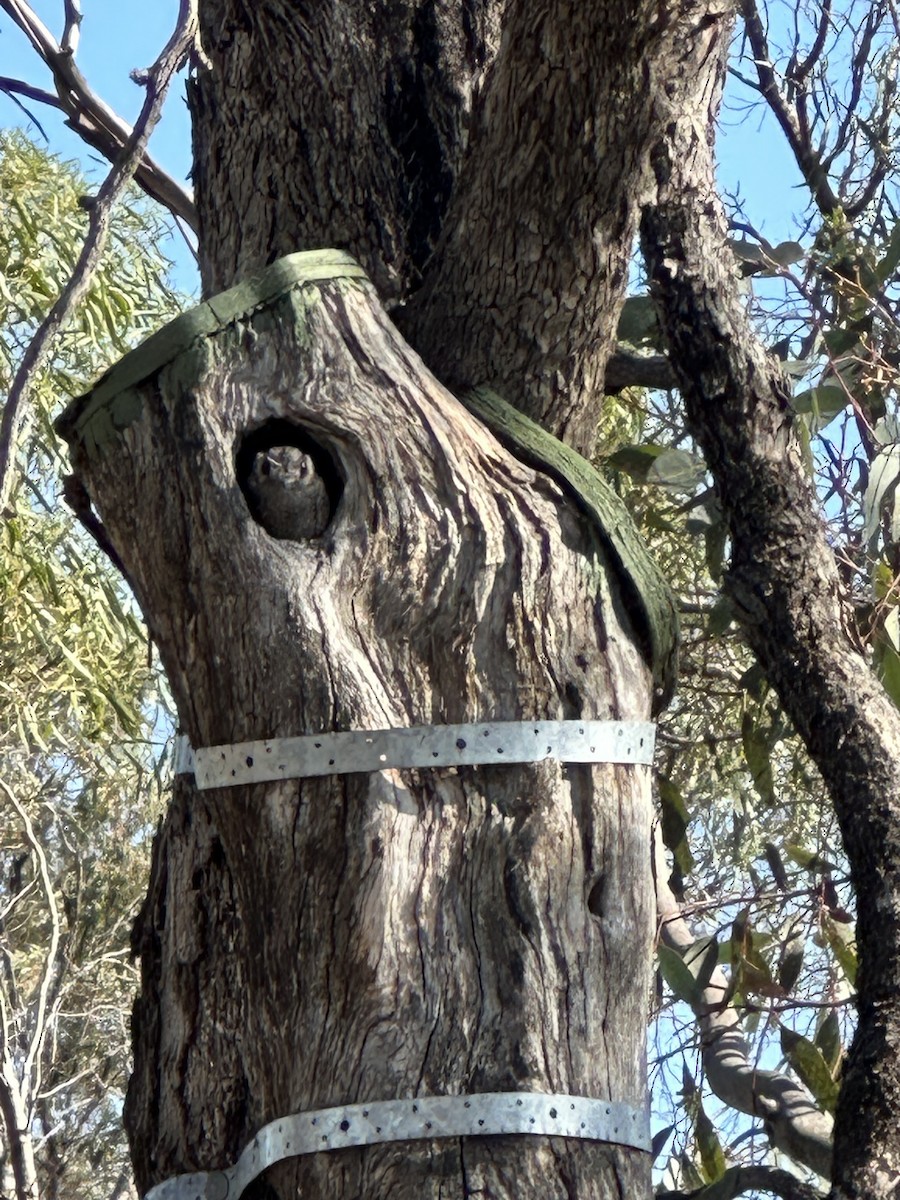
[146,1092,651,1200]
[173,720,655,789]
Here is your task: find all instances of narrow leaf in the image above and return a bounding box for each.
[815,1010,842,1073]
[822,915,858,987]
[694,1103,728,1182]
[741,712,776,805]
[780,1027,841,1112]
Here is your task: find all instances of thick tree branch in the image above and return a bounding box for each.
[191,0,688,456]
[0,1058,38,1200]
[189,0,506,299]
[0,0,197,229]
[402,0,667,452]
[61,0,81,55]
[657,1165,824,1200]
[605,347,677,393]
[0,0,197,514]
[641,6,900,1198]
[655,831,834,1178]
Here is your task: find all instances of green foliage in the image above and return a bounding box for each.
[0,129,182,499]
[657,936,719,1008]
[780,1028,841,1114]
[629,9,899,1183]
[0,130,183,1199]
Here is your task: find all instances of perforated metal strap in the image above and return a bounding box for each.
[146,1091,651,1200]
[174,720,655,789]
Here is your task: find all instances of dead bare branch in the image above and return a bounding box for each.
[738,0,841,215]
[0,779,62,1117]
[0,0,198,515]
[0,0,196,229]
[657,1164,825,1200]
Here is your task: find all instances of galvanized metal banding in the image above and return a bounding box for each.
[146,1091,651,1199]
[174,720,655,789]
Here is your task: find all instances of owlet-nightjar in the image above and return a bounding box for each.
[246,445,331,540]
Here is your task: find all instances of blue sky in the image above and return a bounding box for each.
[0,1,807,294]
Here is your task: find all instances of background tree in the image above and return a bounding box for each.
[0,129,183,1200]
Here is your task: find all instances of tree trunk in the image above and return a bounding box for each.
[187,0,670,456]
[59,257,671,1198]
[55,2,697,1196]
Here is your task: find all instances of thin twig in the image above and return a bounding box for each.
[0,0,198,516]
[738,0,840,215]
[0,780,62,1113]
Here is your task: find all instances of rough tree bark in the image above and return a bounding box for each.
[54,0,900,1191]
[641,5,900,1198]
[70,1,852,1197]
[52,3,701,1195]
[61,255,666,1199]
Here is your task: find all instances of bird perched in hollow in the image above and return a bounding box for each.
[245,445,331,540]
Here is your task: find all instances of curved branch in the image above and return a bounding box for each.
[641,6,900,1196]
[792,0,831,86]
[655,830,834,1178]
[0,0,196,229]
[658,1164,825,1200]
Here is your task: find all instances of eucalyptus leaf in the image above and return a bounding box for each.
[780,1027,841,1113]
[606,442,668,480]
[647,448,707,492]
[875,220,900,285]
[741,712,776,806]
[657,935,719,1006]
[777,938,804,993]
[863,444,900,547]
[874,634,900,710]
[815,1010,842,1073]
[783,843,837,873]
[707,595,735,636]
[792,385,847,431]
[822,915,858,987]
[694,1102,728,1183]
[823,327,861,356]
[659,775,695,876]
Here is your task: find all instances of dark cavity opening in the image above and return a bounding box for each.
[236,419,344,539]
